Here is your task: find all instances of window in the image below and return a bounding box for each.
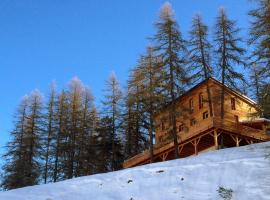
[190,118,196,126]
[189,98,194,112]
[178,124,184,132]
[203,111,209,119]
[234,115,239,123]
[199,93,203,109]
[161,122,165,130]
[159,136,163,143]
[231,97,236,110]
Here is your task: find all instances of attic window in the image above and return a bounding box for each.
[231,97,236,110]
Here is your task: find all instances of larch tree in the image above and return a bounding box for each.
[260,83,270,118]
[43,83,58,184]
[213,8,246,119]
[2,96,29,190]
[23,90,44,186]
[124,83,147,159]
[249,64,266,103]
[249,0,270,76]
[152,2,189,158]
[248,0,270,118]
[188,14,213,116]
[102,72,124,171]
[95,116,115,172]
[131,47,163,162]
[75,87,97,176]
[65,77,84,179]
[53,90,69,182]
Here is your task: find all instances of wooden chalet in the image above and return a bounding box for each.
[123,77,270,168]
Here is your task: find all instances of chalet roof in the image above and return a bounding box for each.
[154,77,260,116]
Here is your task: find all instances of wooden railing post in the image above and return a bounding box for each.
[214,130,219,150]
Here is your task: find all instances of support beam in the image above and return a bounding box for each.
[245,138,254,145]
[191,137,201,155]
[161,152,168,161]
[230,134,242,147]
[213,130,219,150]
[178,144,184,155]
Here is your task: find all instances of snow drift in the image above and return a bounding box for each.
[0,142,270,200]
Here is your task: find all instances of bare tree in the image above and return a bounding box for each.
[102,72,123,171]
[188,14,213,116]
[249,0,270,76]
[152,2,189,158]
[214,8,246,119]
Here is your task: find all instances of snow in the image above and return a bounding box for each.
[240,118,270,123]
[1,142,270,200]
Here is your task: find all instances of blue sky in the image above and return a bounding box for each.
[0,0,253,155]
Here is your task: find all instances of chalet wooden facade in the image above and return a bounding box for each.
[123,77,270,168]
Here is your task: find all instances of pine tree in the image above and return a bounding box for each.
[214,8,246,119]
[249,0,270,76]
[152,2,189,158]
[102,72,124,171]
[2,96,29,190]
[188,14,213,116]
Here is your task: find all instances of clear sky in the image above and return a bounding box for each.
[0,0,253,156]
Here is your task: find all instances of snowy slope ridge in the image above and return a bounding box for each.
[1,142,270,200]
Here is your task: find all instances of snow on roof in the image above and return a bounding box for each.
[241,94,257,105]
[240,118,270,123]
[210,77,258,105]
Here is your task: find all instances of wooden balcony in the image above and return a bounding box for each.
[213,118,270,141]
[123,117,270,168]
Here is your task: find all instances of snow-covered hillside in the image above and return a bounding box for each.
[1,142,270,200]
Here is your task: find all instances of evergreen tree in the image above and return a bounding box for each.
[152,2,189,158]
[213,8,246,119]
[2,96,29,190]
